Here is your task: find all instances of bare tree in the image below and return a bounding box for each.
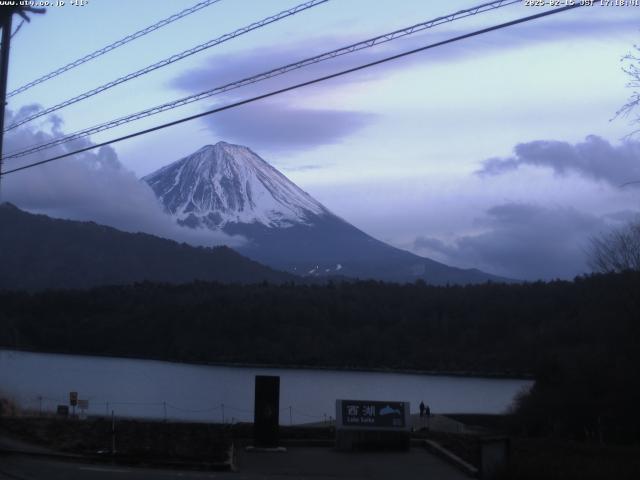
[589,221,640,273]
[607,45,640,253]
[615,43,640,137]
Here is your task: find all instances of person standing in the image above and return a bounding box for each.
[425,405,431,430]
[419,401,425,418]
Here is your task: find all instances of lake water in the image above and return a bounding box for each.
[0,349,531,424]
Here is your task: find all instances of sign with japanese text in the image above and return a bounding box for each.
[336,399,409,430]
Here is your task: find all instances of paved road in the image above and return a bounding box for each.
[0,447,469,480]
[0,455,218,480]
[236,446,469,479]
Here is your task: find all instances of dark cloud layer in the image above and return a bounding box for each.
[171,10,637,97]
[171,38,384,96]
[413,202,622,281]
[476,136,640,187]
[2,106,244,247]
[172,40,381,152]
[169,7,637,153]
[204,100,374,152]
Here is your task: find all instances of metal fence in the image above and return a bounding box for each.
[12,395,334,425]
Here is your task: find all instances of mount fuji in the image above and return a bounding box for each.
[143,142,506,284]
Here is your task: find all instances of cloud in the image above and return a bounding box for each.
[454,10,639,50]
[412,202,629,281]
[171,8,638,98]
[282,163,329,172]
[169,37,400,97]
[168,5,636,152]
[203,100,374,153]
[1,107,245,248]
[476,135,640,188]
[413,235,450,253]
[171,39,380,153]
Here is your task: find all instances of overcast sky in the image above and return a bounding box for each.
[3,0,640,280]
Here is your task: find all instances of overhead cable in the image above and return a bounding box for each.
[0,4,582,177]
[3,0,329,132]
[7,0,224,98]
[4,0,520,161]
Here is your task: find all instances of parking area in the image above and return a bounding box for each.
[236,446,470,480]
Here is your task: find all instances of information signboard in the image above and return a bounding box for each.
[335,399,411,451]
[336,399,410,431]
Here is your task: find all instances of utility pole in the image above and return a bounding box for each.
[0,11,13,196]
[0,6,45,196]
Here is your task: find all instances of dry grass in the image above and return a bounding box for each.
[0,394,20,417]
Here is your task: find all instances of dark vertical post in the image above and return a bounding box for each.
[0,13,12,196]
[253,375,280,447]
[111,410,116,454]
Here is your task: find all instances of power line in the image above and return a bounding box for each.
[619,180,640,188]
[7,0,224,98]
[0,4,582,178]
[4,0,520,161]
[10,19,25,39]
[3,0,329,132]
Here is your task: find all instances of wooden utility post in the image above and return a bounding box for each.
[0,6,45,196]
[0,11,13,195]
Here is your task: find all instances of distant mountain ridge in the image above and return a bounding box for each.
[0,203,294,291]
[145,142,509,284]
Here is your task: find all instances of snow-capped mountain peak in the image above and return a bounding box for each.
[143,142,327,229]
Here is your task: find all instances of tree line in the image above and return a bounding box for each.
[1,271,639,442]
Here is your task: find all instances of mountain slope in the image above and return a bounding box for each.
[144,142,327,229]
[0,203,295,291]
[144,142,508,284]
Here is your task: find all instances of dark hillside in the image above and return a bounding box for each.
[0,203,294,290]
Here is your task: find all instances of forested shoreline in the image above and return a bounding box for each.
[1,272,637,374]
[2,271,639,442]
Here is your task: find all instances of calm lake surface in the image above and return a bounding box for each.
[0,349,531,424]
